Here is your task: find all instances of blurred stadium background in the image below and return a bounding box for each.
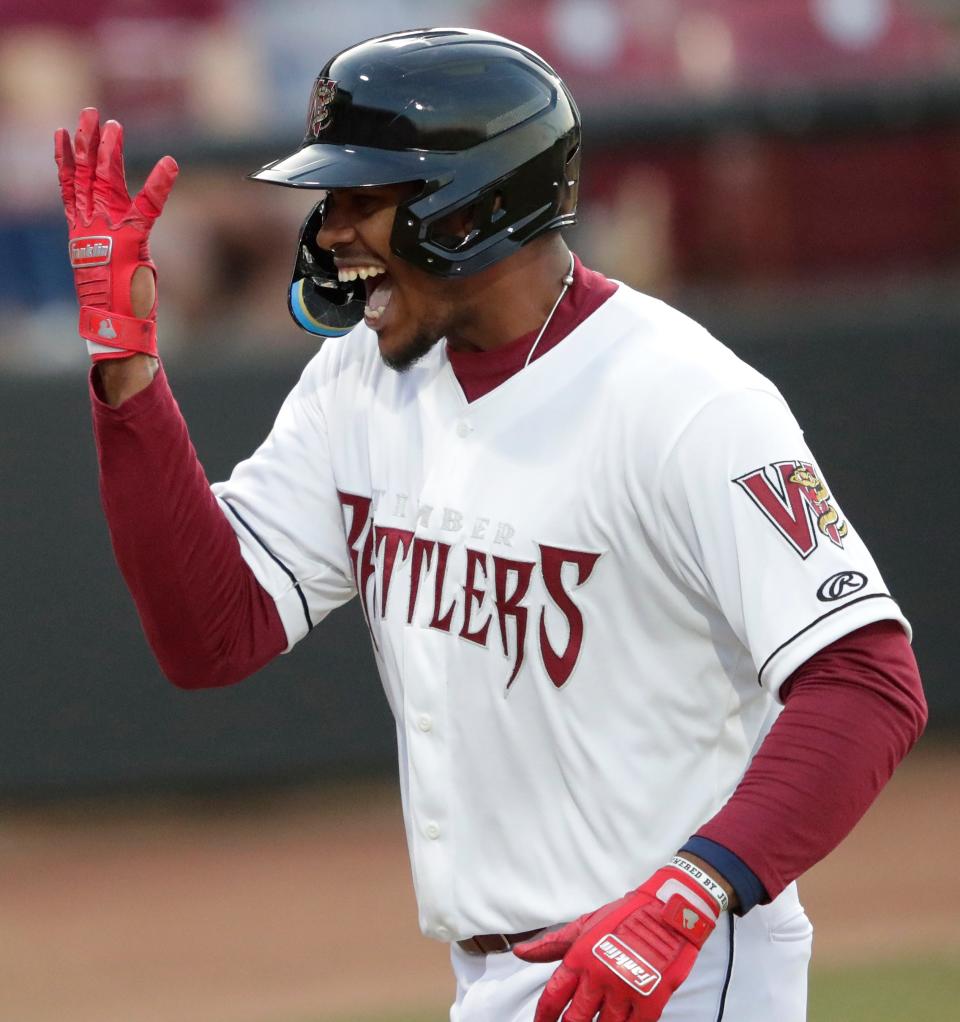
[1,1,959,1020]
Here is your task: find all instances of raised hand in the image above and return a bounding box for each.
[54,107,178,362]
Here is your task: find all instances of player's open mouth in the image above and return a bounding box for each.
[337,264,393,329]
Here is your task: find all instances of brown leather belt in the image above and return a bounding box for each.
[456,928,544,955]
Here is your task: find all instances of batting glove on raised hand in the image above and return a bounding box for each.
[513,865,721,1022]
[54,107,178,362]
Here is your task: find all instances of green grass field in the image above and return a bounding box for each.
[808,957,960,1021]
[316,956,960,1022]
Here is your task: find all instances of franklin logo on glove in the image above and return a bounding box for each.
[592,936,662,995]
[69,236,112,267]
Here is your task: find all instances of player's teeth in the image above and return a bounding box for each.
[365,306,384,320]
[338,266,385,282]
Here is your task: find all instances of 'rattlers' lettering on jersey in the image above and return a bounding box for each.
[337,490,600,688]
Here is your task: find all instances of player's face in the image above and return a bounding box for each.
[315,184,474,371]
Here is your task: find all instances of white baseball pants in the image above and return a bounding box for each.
[449,883,812,1022]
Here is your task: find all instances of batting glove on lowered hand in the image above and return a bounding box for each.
[54,107,178,362]
[513,865,721,1022]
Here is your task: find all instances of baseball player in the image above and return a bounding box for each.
[55,28,926,1022]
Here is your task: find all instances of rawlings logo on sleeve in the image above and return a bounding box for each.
[733,460,848,558]
[817,570,867,602]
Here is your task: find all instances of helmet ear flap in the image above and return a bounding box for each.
[559,143,581,217]
[399,131,580,276]
[424,190,502,253]
[288,199,366,337]
[470,189,510,234]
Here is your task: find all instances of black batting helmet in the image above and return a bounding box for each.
[250,27,581,336]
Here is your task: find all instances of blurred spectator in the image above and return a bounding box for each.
[576,165,677,295]
[0,25,97,359]
[150,169,317,359]
[475,0,960,99]
[233,1,484,135]
[0,0,242,354]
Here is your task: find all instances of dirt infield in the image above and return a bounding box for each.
[0,743,956,1022]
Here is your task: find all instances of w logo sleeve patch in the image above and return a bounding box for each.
[733,460,848,558]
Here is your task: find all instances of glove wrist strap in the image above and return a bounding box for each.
[668,856,730,913]
[79,306,158,360]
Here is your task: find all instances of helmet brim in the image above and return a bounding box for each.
[249,142,449,189]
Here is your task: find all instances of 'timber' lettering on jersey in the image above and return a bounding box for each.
[337,490,601,689]
[733,460,848,559]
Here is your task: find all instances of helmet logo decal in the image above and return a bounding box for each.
[306,77,338,137]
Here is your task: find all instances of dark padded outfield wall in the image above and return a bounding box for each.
[0,363,393,798]
[1,307,956,797]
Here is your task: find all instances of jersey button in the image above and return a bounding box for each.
[425,822,441,839]
[436,925,451,940]
[455,420,471,438]
[417,714,433,732]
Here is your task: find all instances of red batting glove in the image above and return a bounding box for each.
[513,866,721,1022]
[54,107,178,362]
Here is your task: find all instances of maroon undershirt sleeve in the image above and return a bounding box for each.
[695,619,927,902]
[90,364,287,688]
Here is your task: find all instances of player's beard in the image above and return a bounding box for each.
[379,285,472,373]
[379,321,447,373]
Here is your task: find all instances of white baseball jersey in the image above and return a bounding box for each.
[211,283,909,942]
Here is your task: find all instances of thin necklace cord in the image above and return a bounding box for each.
[524,252,576,368]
